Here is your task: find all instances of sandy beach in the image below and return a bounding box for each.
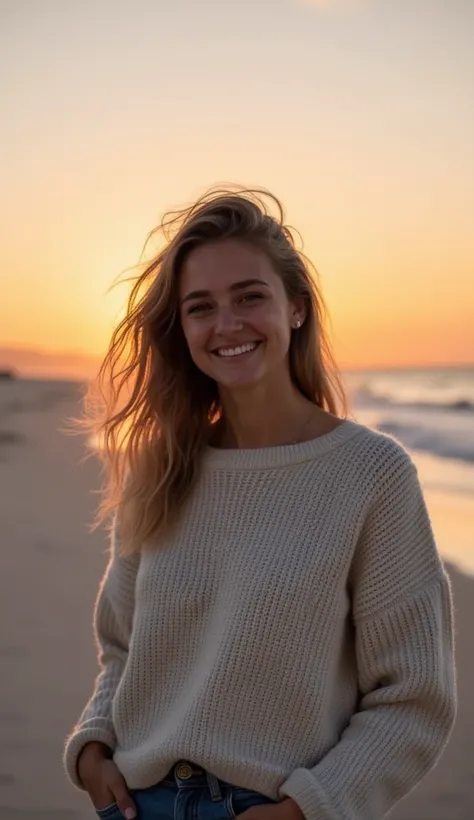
[0,377,472,820]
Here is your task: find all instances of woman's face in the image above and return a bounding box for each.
[179,239,303,391]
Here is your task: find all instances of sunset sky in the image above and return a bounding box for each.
[2,0,473,375]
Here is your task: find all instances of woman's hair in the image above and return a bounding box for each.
[66,184,348,554]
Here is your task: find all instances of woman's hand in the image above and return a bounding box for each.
[77,741,137,819]
[237,797,305,820]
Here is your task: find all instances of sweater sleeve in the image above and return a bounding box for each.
[278,453,457,820]
[63,516,140,789]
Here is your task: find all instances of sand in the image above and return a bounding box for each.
[0,378,472,820]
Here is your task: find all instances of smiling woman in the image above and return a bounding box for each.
[63,184,455,820]
[68,184,347,548]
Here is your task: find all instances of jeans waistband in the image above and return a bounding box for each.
[163,760,226,801]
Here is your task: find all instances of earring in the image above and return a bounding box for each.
[293,319,302,329]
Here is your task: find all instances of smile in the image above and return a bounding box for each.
[212,341,262,358]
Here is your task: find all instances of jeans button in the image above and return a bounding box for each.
[176,763,193,779]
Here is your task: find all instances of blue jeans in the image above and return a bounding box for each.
[95,759,278,819]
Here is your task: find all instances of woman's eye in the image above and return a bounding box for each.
[187,303,212,315]
[240,292,264,304]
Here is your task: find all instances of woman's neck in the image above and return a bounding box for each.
[211,383,337,450]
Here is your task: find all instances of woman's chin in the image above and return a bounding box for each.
[214,367,266,391]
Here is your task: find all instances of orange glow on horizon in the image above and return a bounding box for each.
[1,1,473,375]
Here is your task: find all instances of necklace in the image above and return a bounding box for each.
[288,407,316,446]
[211,406,316,448]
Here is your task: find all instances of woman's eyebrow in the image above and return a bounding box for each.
[181,278,270,304]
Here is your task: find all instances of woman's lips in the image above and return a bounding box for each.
[211,340,263,359]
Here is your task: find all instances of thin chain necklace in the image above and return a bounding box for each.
[214,407,316,448]
[288,406,316,446]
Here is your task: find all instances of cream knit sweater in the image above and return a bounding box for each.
[64,419,456,820]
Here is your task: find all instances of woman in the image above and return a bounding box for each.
[64,186,456,820]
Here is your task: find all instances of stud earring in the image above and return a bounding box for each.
[293,319,302,329]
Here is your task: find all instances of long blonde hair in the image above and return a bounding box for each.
[68,185,348,554]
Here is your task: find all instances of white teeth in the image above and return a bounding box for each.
[216,342,258,357]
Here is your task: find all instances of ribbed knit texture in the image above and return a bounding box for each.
[64,419,457,820]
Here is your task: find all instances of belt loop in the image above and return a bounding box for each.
[206,771,223,801]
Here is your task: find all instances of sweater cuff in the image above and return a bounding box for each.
[63,725,117,790]
[279,768,336,820]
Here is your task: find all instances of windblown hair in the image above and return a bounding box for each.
[67,185,348,554]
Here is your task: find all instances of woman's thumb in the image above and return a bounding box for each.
[110,772,137,819]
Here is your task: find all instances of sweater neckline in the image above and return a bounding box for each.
[203,417,364,470]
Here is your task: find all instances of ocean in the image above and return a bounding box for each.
[1,364,472,575]
[344,365,474,489]
[344,365,474,575]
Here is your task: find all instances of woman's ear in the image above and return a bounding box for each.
[289,297,307,328]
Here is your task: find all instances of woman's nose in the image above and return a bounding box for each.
[213,307,243,333]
